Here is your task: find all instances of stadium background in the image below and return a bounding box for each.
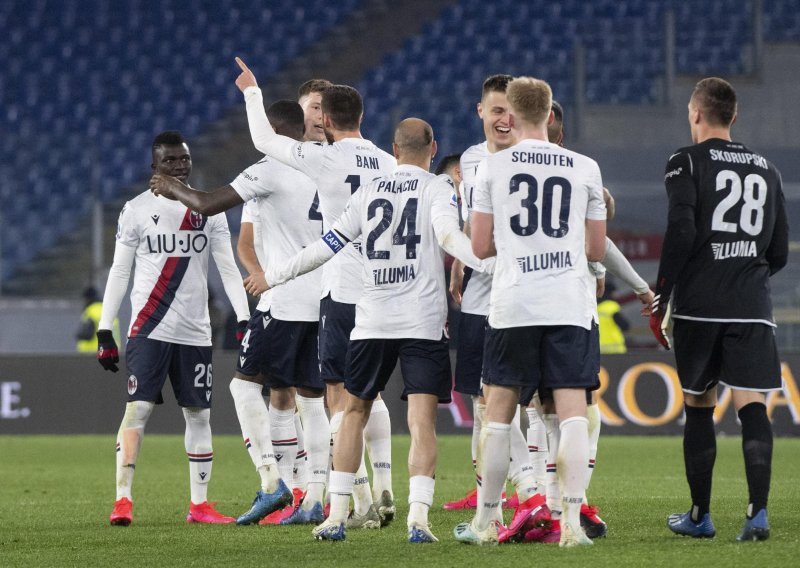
[0,0,798,435]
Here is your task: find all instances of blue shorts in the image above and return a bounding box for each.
[454,312,486,396]
[482,323,600,393]
[125,337,213,408]
[345,337,452,403]
[319,295,356,384]
[236,310,322,391]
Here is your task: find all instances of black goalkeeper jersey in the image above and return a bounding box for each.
[655,138,788,324]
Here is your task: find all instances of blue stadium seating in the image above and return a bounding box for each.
[358,0,798,156]
[0,0,360,281]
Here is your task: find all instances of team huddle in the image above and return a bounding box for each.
[95,56,788,547]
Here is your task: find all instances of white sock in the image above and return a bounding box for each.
[295,395,329,506]
[471,399,485,473]
[328,470,355,524]
[526,406,548,490]
[475,422,510,530]
[327,410,343,502]
[558,416,590,529]
[509,405,538,501]
[183,407,213,505]
[364,398,393,501]
[585,403,601,501]
[408,475,435,527]
[543,413,561,516]
[269,404,297,489]
[293,411,309,493]
[229,378,279,492]
[115,401,154,500]
[352,451,373,515]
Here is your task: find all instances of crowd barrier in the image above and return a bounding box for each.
[1,352,798,436]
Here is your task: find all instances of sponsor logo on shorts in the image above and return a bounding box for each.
[205,390,211,402]
[128,375,138,395]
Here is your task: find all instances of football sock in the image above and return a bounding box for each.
[584,402,602,500]
[543,413,561,515]
[558,416,590,530]
[293,411,309,494]
[183,407,213,505]
[352,451,374,515]
[229,378,279,492]
[364,398,393,501]
[328,471,355,524]
[738,402,772,516]
[408,475,435,527]
[471,398,485,474]
[295,395,329,507]
[328,410,344,499]
[269,404,297,490]
[475,422,510,531]
[526,406,548,490]
[509,406,538,500]
[683,404,716,522]
[115,400,154,500]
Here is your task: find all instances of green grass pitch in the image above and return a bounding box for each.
[2,434,799,567]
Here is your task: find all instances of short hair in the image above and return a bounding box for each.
[481,74,513,100]
[506,77,552,126]
[393,118,433,155]
[321,85,363,131]
[551,100,564,125]
[692,77,737,126]
[152,130,186,151]
[298,78,332,100]
[267,100,305,137]
[435,153,462,176]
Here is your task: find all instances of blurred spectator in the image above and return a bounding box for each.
[597,278,630,354]
[75,286,119,353]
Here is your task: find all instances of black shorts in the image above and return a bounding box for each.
[482,323,600,393]
[236,310,322,391]
[454,312,486,396]
[673,319,782,394]
[319,295,356,384]
[345,337,452,403]
[125,337,213,408]
[536,386,594,406]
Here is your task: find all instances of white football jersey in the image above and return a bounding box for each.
[330,165,458,340]
[473,139,606,330]
[459,142,492,316]
[116,190,235,346]
[264,137,397,303]
[231,157,322,321]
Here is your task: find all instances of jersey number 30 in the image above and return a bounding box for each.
[712,170,767,236]
[509,174,571,237]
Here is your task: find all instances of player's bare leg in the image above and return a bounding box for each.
[406,393,439,542]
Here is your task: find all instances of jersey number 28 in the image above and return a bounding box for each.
[712,170,767,236]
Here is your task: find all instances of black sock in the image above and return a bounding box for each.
[738,402,772,517]
[683,405,716,521]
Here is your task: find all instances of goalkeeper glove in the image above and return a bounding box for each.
[648,293,671,350]
[236,320,248,343]
[97,329,120,372]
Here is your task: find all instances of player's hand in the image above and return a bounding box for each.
[449,260,464,306]
[235,57,258,92]
[243,272,269,295]
[637,288,655,316]
[96,329,119,372]
[149,173,184,200]
[596,276,605,298]
[648,293,671,350]
[236,320,248,343]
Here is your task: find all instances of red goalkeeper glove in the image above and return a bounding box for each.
[648,294,671,350]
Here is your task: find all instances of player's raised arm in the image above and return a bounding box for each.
[235,58,323,177]
[149,174,243,216]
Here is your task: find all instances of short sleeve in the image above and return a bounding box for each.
[115,202,140,247]
[430,174,459,223]
[230,160,273,202]
[241,198,260,224]
[585,161,607,221]
[471,160,493,214]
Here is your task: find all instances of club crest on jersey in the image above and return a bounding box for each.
[128,375,138,395]
[179,209,207,231]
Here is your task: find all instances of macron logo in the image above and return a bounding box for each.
[322,230,345,253]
